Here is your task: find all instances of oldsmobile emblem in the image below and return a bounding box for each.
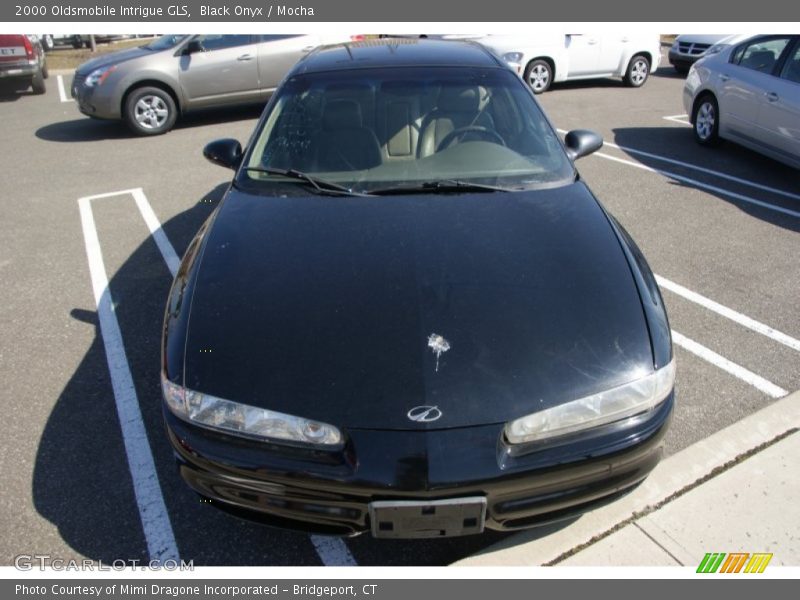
[407,405,443,423]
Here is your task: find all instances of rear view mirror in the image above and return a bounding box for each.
[203,139,243,170]
[564,129,603,160]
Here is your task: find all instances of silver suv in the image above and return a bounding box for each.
[72,34,353,135]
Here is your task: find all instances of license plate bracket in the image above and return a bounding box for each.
[368,497,486,539]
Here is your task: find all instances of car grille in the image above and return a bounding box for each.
[677,42,711,56]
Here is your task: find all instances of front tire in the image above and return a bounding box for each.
[692,94,720,146]
[124,86,177,136]
[524,59,553,94]
[624,54,651,87]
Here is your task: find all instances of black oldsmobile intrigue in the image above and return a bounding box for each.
[161,40,674,539]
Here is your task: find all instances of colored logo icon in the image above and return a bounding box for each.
[697,552,773,573]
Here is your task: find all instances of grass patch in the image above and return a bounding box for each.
[46,38,154,71]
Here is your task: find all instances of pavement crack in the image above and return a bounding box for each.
[633,522,684,565]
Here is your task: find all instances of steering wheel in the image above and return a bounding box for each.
[435,126,506,153]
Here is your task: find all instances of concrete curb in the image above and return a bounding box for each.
[454,389,800,566]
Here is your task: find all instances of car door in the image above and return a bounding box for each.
[596,33,628,74]
[754,38,800,164]
[178,34,260,108]
[255,35,315,100]
[717,36,793,142]
[564,34,600,77]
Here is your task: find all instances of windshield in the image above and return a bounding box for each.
[143,35,188,51]
[239,67,574,194]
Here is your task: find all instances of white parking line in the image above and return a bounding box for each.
[128,188,359,567]
[56,75,73,103]
[671,331,788,399]
[132,188,181,277]
[310,536,358,566]
[78,189,180,564]
[663,113,690,126]
[656,275,800,353]
[557,128,800,203]
[592,150,800,219]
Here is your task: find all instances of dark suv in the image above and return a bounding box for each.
[0,34,48,94]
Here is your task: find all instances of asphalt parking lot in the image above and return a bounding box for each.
[1,49,798,567]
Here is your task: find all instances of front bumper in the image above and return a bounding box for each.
[166,394,673,537]
[668,50,702,70]
[71,75,120,119]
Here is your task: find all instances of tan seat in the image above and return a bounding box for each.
[313,100,382,171]
[417,85,495,158]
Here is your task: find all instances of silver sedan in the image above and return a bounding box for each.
[683,34,800,169]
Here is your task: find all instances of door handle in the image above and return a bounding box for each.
[621,37,630,42]
[237,54,253,61]
[765,91,779,102]
[719,74,730,82]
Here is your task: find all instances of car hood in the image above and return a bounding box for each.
[75,46,157,75]
[182,182,653,431]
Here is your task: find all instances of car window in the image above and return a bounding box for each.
[257,35,302,43]
[732,37,792,75]
[196,35,252,52]
[239,67,574,194]
[779,42,800,84]
[144,35,188,51]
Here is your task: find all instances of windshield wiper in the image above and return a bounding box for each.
[369,180,512,196]
[242,167,373,197]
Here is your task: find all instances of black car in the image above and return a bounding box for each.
[161,39,674,539]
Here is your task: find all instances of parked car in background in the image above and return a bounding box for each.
[668,34,733,74]
[70,34,133,49]
[161,39,675,538]
[39,34,54,52]
[0,34,48,94]
[478,34,661,93]
[72,34,356,135]
[684,34,800,169]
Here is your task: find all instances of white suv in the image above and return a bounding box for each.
[479,34,661,93]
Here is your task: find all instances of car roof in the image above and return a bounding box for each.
[291,38,504,75]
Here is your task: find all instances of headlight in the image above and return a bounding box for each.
[162,376,343,447]
[502,52,524,64]
[84,65,117,87]
[505,360,675,445]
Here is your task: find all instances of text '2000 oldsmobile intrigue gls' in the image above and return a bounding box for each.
[161,39,674,539]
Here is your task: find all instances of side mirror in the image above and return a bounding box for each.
[564,129,603,160]
[203,139,243,170]
[184,39,204,55]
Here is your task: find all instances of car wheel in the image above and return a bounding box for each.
[624,55,650,87]
[524,59,553,94]
[124,86,177,136]
[71,36,83,49]
[31,69,46,95]
[41,58,49,79]
[692,94,720,146]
